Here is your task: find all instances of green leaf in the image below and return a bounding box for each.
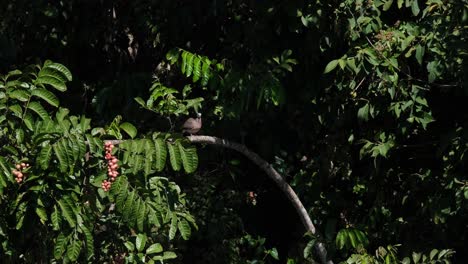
[397,0,404,8]
[146,243,163,255]
[162,251,177,259]
[177,219,191,240]
[324,60,339,74]
[81,225,94,260]
[200,59,211,86]
[123,190,136,222]
[67,239,82,262]
[36,76,67,92]
[56,107,70,121]
[42,61,72,81]
[35,206,48,224]
[169,215,178,240]
[192,56,202,82]
[37,145,52,169]
[269,248,279,260]
[57,199,76,228]
[54,139,69,173]
[383,0,393,11]
[124,241,135,251]
[134,97,146,108]
[9,89,30,101]
[54,233,68,259]
[135,233,147,253]
[28,101,50,120]
[51,205,61,230]
[167,141,181,171]
[415,45,425,65]
[178,141,198,173]
[120,122,137,139]
[411,0,420,16]
[23,112,34,131]
[137,203,146,231]
[185,52,195,77]
[9,104,23,117]
[181,51,188,74]
[357,104,370,121]
[303,239,316,258]
[336,230,346,249]
[31,88,59,107]
[412,252,422,263]
[166,49,180,64]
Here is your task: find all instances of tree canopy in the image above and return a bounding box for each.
[0,0,467,263]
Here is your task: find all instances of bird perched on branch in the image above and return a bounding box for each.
[182,113,202,135]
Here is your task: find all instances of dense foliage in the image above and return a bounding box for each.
[1,0,467,263]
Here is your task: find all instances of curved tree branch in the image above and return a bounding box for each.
[188,135,333,264]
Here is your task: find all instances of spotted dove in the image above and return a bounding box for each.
[182,113,202,135]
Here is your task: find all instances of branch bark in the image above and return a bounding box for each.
[187,135,333,264]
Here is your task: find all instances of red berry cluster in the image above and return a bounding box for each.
[102,142,120,191]
[12,163,30,183]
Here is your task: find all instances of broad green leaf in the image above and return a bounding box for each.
[81,225,94,260]
[166,49,180,64]
[36,76,67,92]
[412,252,422,263]
[192,56,202,82]
[124,241,135,251]
[35,206,48,224]
[177,219,191,240]
[123,190,136,222]
[23,112,34,130]
[31,88,59,107]
[146,243,163,255]
[67,239,82,262]
[54,233,68,259]
[167,141,181,171]
[185,52,195,77]
[134,97,146,108]
[169,215,178,240]
[137,203,146,231]
[383,0,393,11]
[136,233,147,252]
[357,104,370,121]
[28,101,49,120]
[177,141,198,173]
[415,45,424,65]
[120,122,137,139]
[304,239,316,258]
[269,248,279,260]
[181,51,188,74]
[411,0,420,16]
[42,61,72,81]
[53,140,69,173]
[324,60,339,73]
[51,205,61,230]
[348,229,357,248]
[57,199,76,227]
[397,0,404,8]
[56,107,70,121]
[37,145,52,169]
[0,157,13,183]
[9,104,23,117]
[200,58,211,86]
[9,89,30,101]
[336,230,346,249]
[162,251,177,259]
